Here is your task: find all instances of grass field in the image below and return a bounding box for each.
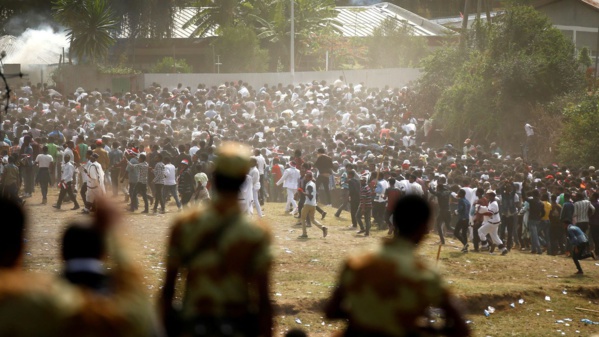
[21,190,599,337]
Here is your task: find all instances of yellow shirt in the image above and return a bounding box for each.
[542,201,552,221]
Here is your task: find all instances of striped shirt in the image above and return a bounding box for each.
[573,200,595,223]
[153,162,166,184]
[136,162,149,184]
[360,185,373,209]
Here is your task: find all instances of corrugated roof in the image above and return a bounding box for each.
[170,7,216,38]
[0,36,18,56]
[582,0,599,9]
[536,0,599,10]
[117,2,452,39]
[431,11,501,28]
[0,35,63,64]
[336,3,453,37]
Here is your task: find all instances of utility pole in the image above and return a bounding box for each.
[460,0,471,50]
[290,0,295,81]
[216,55,222,74]
[594,25,599,91]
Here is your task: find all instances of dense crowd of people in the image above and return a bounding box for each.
[0,77,598,336]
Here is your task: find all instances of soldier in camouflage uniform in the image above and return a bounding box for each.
[0,196,159,337]
[161,142,273,337]
[325,195,470,337]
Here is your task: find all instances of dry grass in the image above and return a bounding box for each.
[21,189,599,337]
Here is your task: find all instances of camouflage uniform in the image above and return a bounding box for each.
[0,271,80,337]
[326,237,448,337]
[167,207,272,321]
[163,142,273,337]
[0,235,157,337]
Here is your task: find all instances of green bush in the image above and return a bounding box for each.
[212,26,269,73]
[151,57,192,73]
[414,5,583,148]
[558,94,599,167]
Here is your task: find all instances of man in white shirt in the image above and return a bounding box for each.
[397,175,423,196]
[53,154,80,210]
[249,158,263,217]
[373,175,389,228]
[524,123,534,137]
[299,171,328,238]
[80,152,93,211]
[163,157,182,210]
[240,174,253,214]
[35,145,54,203]
[189,141,200,157]
[277,161,301,215]
[402,131,416,148]
[478,190,508,255]
[253,149,267,204]
[83,153,105,213]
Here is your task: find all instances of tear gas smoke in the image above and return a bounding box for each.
[4,26,69,65]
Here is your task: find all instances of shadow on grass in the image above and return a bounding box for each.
[273,298,328,315]
[273,303,300,315]
[447,252,468,259]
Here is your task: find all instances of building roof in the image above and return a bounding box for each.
[118,2,452,39]
[431,12,501,29]
[0,35,64,64]
[0,35,18,57]
[336,3,453,37]
[582,0,599,9]
[535,0,599,11]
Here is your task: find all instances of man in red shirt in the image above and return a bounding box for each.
[384,177,401,235]
[270,157,284,202]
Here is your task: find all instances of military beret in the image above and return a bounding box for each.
[214,142,252,178]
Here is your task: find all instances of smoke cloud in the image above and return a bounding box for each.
[4,26,69,65]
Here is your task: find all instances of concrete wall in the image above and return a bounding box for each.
[537,0,599,52]
[55,65,144,94]
[538,0,599,27]
[143,68,422,90]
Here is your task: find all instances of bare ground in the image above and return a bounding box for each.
[21,188,599,337]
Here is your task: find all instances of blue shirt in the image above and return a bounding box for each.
[126,158,139,184]
[567,224,588,246]
[458,198,471,221]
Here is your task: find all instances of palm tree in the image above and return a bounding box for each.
[53,0,118,64]
[252,0,341,70]
[182,0,251,37]
[111,0,186,39]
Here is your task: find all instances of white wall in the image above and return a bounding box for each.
[143,68,422,90]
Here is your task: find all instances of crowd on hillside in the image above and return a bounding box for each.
[0,78,597,260]
[0,77,598,337]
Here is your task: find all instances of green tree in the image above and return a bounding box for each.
[182,0,257,37]
[415,5,583,148]
[367,17,429,68]
[558,94,599,166]
[578,46,592,69]
[303,28,369,70]
[0,1,55,35]
[151,57,193,73]
[53,0,118,64]
[211,26,269,73]
[253,0,341,70]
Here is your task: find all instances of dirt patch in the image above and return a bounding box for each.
[458,291,543,314]
[21,190,599,337]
